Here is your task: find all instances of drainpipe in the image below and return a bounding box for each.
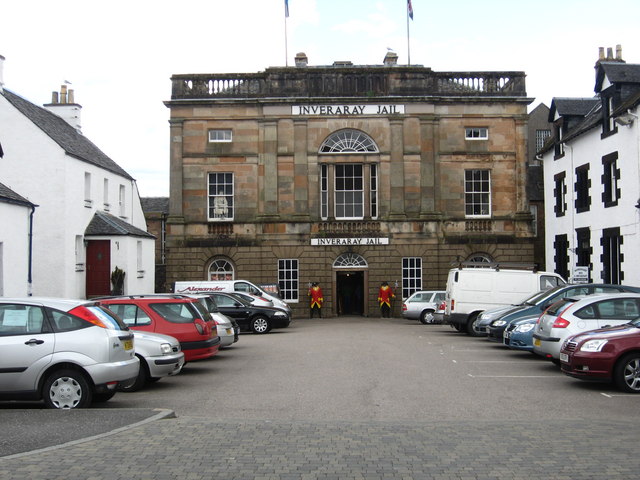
[27,204,38,296]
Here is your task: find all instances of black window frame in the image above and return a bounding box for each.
[553,172,567,217]
[602,152,620,207]
[574,164,591,213]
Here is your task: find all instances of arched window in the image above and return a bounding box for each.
[466,253,493,266]
[319,129,379,153]
[208,259,234,280]
[333,253,368,268]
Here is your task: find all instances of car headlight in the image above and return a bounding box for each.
[514,324,535,333]
[580,339,608,352]
[480,313,495,320]
[160,343,173,355]
[273,312,287,318]
[492,320,506,327]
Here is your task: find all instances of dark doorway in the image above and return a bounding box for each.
[336,271,364,315]
[86,240,111,297]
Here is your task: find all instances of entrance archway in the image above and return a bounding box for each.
[333,253,368,316]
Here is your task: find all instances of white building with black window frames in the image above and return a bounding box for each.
[164,52,535,318]
[541,46,640,286]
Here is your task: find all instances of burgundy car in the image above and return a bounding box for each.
[560,318,640,393]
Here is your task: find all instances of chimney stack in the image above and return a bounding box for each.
[596,45,625,67]
[295,52,308,67]
[383,50,398,66]
[44,84,82,132]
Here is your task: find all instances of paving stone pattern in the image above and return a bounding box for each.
[1,416,638,480]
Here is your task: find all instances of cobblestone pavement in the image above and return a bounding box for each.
[1,416,640,479]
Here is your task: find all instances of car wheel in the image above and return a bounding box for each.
[118,355,149,392]
[614,353,640,393]
[43,369,92,409]
[93,391,116,403]
[466,313,482,337]
[251,316,271,334]
[419,310,435,325]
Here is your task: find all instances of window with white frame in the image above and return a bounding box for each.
[103,178,110,211]
[208,259,234,281]
[208,173,234,221]
[464,169,491,217]
[319,129,378,153]
[118,184,126,217]
[208,129,232,143]
[370,163,378,219]
[465,127,488,140]
[402,257,422,299]
[84,172,92,207]
[75,235,85,271]
[278,259,298,302]
[335,164,364,219]
[602,152,620,207]
[553,172,567,217]
[535,129,551,153]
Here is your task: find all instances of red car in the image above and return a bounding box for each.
[560,317,640,393]
[99,295,220,362]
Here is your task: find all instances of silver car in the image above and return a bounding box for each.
[118,331,184,392]
[186,294,238,347]
[533,293,640,360]
[401,291,446,324]
[0,297,139,408]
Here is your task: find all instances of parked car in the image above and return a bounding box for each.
[183,294,239,347]
[98,295,220,362]
[208,292,291,334]
[502,315,539,352]
[560,319,640,392]
[0,297,139,409]
[401,291,446,324]
[118,330,184,392]
[533,293,640,360]
[484,284,640,342]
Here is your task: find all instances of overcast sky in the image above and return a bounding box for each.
[2,0,639,197]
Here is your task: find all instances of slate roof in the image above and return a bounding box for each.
[548,98,599,121]
[85,211,154,238]
[140,197,169,214]
[596,62,640,91]
[0,181,34,207]
[1,89,133,180]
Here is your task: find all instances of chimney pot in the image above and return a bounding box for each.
[598,47,605,60]
[607,47,614,60]
[616,44,623,60]
[51,91,59,103]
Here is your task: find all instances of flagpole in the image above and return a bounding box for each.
[406,1,411,65]
[284,0,289,66]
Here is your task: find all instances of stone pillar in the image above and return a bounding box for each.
[260,120,279,218]
[420,117,437,215]
[168,119,184,223]
[389,119,405,218]
[294,120,310,219]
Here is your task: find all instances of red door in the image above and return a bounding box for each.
[86,240,111,297]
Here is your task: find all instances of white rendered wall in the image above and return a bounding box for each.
[0,94,155,297]
[0,202,31,296]
[543,108,640,285]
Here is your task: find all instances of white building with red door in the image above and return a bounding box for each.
[0,56,154,298]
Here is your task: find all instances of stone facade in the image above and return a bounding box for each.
[164,57,535,317]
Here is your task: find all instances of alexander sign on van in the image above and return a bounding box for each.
[311,237,389,246]
[293,105,405,116]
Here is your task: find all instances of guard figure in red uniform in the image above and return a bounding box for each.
[308,282,324,318]
[378,282,395,318]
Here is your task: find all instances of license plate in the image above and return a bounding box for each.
[533,338,541,347]
[123,339,133,351]
[560,353,569,363]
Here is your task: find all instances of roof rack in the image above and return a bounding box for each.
[450,261,539,272]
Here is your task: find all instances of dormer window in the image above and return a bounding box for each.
[601,90,618,138]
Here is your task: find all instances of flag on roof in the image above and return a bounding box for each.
[408,0,414,19]
[285,0,289,17]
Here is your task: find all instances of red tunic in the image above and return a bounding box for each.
[378,285,395,307]
[309,286,324,308]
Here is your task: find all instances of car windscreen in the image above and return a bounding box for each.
[150,302,199,324]
[545,298,574,316]
[191,301,214,322]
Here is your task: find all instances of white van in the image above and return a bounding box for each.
[174,280,291,315]
[443,264,565,336]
